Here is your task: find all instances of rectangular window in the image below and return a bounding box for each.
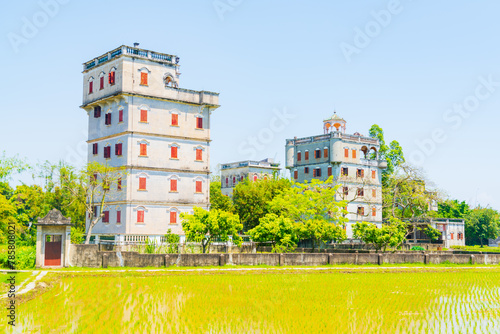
[172,113,178,126]
[118,110,124,123]
[100,76,104,90]
[116,211,121,223]
[196,117,203,129]
[357,169,364,178]
[341,167,348,176]
[105,113,111,125]
[140,143,147,156]
[117,178,122,190]
[140,72,148,85]
[352,150,357,159]
[102,210,109,223]
[94,106,101,118]
[294,170,298,179]
[93,205,98,217]
[372,189,376,198]
[140,109,148,122]
[297,152,301,161]
[139,177,146,190]
[327,166,332,176]
[344,148,349,158]
[324,148,328,158]
[92,143,98,155]
[315,150,321,159]
[196,149,202,161]
[305,151,309,160]
[343,187,349,196]
[372,208,376,217]
[104,146,111,159]
[170,179,177,192]
[357,188,364,197]
[313,169,317,177]
[372,170,376,179]
[304,167,309,174]
[195,180,202,193]
[115,143,122,156]
[137,210,144,223]
[108,71,115,85]
[89,81,93,94]
[451,233,454,240]
[313,168,321,177]
[171,146,178,159]
[170,211,177,224]
[357,207,365,216]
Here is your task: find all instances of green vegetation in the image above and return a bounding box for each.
[353,217,408,252]
[451,245,500,253]
[7,269,500,333]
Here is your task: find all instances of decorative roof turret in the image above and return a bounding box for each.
[323,111,346,134]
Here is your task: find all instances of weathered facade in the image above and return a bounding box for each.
[220,158,281,196]
[285,113,387,238]
[81,45,219,238]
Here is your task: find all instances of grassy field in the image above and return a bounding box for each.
[4,268,500,333]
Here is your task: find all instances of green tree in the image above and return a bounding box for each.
[436,199,470,219]
[465,208,500,247]
[232,177,291,230]
[353,217,409,252]
[268,176,347,250]
[181,207,242,253]
[423,225,441,241]
[209,180,233,212]
[0,194,17,244]
[0,151,29,182]
[248,213,301,253]
[368,125,405,182]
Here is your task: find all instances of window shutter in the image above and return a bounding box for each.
[324,148,328,158]
[100,77,104,90]
[171,146,178,159]
[103,211,109,223]
[137,210,144,223]
[171,179,177,192]
[117,178,122,190]
[196,181,202,193]
[196,117,203,129]
[140,110,148,122]
[196,149,202,161]
[328,166,332,176]
[170,211,177,224]
[352,150,356,159]
[93,143,98,155]
[116,211,121,223]
[105,113,111,125]
[297,152,301,161]
[253,175,257,182]
[372,170,376,179]
[109,71,115,85]
[89,81,93,94]
[140,143,147,156]
[344,149,349,158]
[172,114,178,126]
[119,110,123,122]
[305,151,309,160]
[115,143,122,156]
[318,168,321,177]
[140,72,148,85]
[294,170,298,179]
[313,169,317,177]
[372,208,376,217]
[139,177,146,190]
[94,106,101,118]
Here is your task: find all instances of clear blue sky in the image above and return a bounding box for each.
[1,0,499,211]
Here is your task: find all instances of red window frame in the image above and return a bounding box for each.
[195,180,202,193]
[140,143,147,156]
[328,166,332,176]
[115,143,122,156]
[170,211,177,224]
[118,110,123,123]
[117,178,122,190]
[94,106,101,118]
[89,81,93,94]
[104,146,111,159]
[139,177,146,190]
[140,109,148,122]
[357,188,364,197]
[343,187,349,196]
[108,71,115,85]
[344,149,349,158]
[137,210,144,223]
[372,208,376,217]
[105,113,111,125]
[171,146,178,159]
[341,167,348,176]
[92,143,98,155]
[172,113,179,126]
[294,170,298,179]
[102,210,109,223]
[305,151,309,160]
[196,117,203,129]
[372,170,376,179]
[196,149,202,161]
[170,179,177,192]
[140,72,148,86]
[297,152,301,161]
[116,211,121,223]
[352,150,357,159]
[315,149,321,159]
[100,76,104,90]
[324,148,328,158]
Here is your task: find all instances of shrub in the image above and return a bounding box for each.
[0,246,36,270]
[411,246,425,251]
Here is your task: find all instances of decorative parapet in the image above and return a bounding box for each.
[287,131,379,146]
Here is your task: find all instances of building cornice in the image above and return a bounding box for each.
[87,131,211,144]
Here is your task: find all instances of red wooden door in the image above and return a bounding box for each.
[45,235,62,266]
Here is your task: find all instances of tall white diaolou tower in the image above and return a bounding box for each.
[81,44,220,240]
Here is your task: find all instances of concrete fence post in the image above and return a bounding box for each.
[102,253,108,268]
[164,254,169,267]
[328,253,333,265]
[279,253,284,266]
[219,254,225,266]
[424,254,429,265]
[377,253,383,265]
[470,255,476,265]
[355,251,359,265]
